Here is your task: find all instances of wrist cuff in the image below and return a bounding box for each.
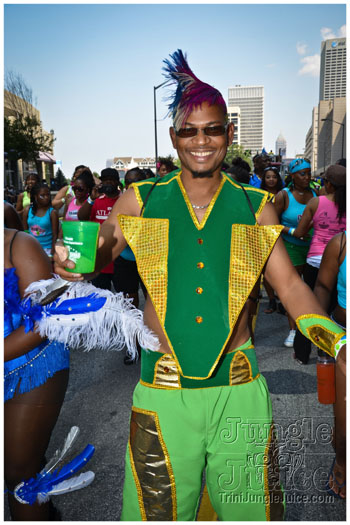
[296,314,345,359]
[87,196,95,205]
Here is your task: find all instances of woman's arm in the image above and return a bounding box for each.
[52,185,69,210]
[293,197,318,238]
[50,209,59,253]
[22,206,29,231]
[314,234,343,312]
[5,233,53,361]
[273,190,286,219]
[16,192,24,213]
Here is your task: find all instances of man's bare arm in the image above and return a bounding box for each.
[258,202,326,320]
[53,187,140,281]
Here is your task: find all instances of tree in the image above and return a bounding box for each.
[4,71,55,179]
[225,144,253,170]
[54,168,67,189]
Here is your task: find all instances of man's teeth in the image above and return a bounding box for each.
[191,151,212,157]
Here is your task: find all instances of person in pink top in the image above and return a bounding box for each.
[63,169,95,221]
[290,164,346,364]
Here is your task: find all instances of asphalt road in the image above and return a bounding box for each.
[4,294,346,521]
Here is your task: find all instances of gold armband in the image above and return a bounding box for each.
[296,314,345,359]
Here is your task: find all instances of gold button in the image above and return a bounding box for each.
[164,366,169,373]
[196,287,203,294]
[198,238,203,245]
[196,316,203,324]
[197,262,204,269]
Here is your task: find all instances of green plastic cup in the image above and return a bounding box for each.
[61,221,100,273]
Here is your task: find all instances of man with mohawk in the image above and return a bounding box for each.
[55,50,345,520]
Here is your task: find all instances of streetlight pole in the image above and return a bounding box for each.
[321,117,345,159]
[153,81,168,171]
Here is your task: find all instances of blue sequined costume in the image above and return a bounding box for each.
[4,268,70,402]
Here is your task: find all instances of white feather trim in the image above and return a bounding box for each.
[37,471,95,504]
[24,276,160,359]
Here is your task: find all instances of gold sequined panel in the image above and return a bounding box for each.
[153,354,181,388]
[306,325,338,356]
[129,407,177,521]
[118,215,169,323]
[229,351,253,385]
[264,425,285,521]
[229,224,283,329]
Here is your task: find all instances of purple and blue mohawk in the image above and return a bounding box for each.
[162,49,227,131]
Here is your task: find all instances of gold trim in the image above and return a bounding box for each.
[256,192,269,220]
[263,426,272,521]
[229,351,253,385]
[140,374,261,390]
[153,353,181,388]
[176,171,226,231]
[224,175,269,220]
[118,215,169,324]
[131,407,177,521]
[131,183,143,211]
[128,440,147,521]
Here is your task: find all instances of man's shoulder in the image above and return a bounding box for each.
[224,174,268,196]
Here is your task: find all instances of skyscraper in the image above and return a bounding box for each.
[319,37,346,100]
[275,132,287,158]
[227,85,264,153]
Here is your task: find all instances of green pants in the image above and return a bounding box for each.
[121,345,284,521]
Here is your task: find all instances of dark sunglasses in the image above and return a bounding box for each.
[176,124,227,138]
[73,186,86,192]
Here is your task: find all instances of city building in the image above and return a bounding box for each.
[304,107,319,176]
[275,132,287,158]
[317,98,346,174]
[227,106,241,145]
[4,89,56,189]
[319,37,346,101]
[227,85,264,153]
[107,157,156,179]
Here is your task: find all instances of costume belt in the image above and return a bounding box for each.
[140,339,260,389]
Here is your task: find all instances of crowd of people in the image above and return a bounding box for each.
[4,48,346,521]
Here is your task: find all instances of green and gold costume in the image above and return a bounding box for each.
[118,171,344,521]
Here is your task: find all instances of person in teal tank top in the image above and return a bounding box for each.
[314,232,346,499]
[53,50,346,522]
[23,182,59,258]
[274,159,317,348]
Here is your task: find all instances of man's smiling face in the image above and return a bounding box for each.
[170,102,233,179]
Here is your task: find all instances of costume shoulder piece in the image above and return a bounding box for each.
[119,171,282,379]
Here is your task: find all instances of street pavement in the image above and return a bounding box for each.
[4,294,346,521]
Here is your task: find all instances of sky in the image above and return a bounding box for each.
[4,2,347,178]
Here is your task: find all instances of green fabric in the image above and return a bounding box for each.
[22,191,31,208]
[121,377,281,521]
[283,238,309,267]
[134,171,268,379]
[141,339,259,388]
[297,315,345,357]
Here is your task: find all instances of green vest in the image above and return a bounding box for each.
[118,170,282,379]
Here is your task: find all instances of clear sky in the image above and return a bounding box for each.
[4,2,346,178]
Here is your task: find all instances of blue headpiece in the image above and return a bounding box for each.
[288,158,311,174]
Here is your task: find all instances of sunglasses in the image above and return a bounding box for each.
[73,186,86,192]
[176,124,227,138]
[264,166,279,172]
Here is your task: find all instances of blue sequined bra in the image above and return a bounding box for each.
[4,268,70,401]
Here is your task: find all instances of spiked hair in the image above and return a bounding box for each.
[162,49,227,131]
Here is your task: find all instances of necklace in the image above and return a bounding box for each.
[191,202,210,209]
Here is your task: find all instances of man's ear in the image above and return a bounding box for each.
[227,122,234,146]
[169,127,177,149]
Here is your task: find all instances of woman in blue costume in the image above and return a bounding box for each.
[4,228,70,520]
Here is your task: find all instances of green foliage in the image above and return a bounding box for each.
[54,168,67,189]
[4,115,54,164]
[225,144,253,169]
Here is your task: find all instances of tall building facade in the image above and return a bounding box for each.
[227,85,264,153]
[275,133,287,158]
[227,106,241,145]
[319,37,346,100]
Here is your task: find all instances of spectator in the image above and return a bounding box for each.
[16,174,40,217]
[156,157,177,177]
[78,168,121,290]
